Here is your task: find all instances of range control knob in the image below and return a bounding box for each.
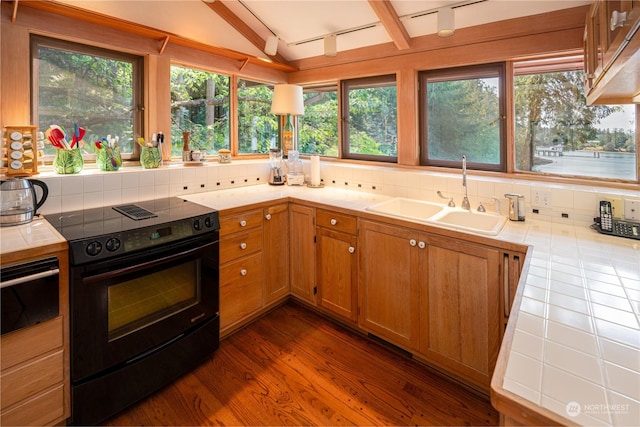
[193,218,203,231]
[105,237,121,252]
[204,216,213,228]
[86,241,103,257]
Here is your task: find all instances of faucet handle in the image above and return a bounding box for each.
[437,190,455,207]
[477,202,486,212]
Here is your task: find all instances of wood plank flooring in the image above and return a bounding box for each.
[104,302,498,426]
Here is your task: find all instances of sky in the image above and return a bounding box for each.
[595,105,636,131]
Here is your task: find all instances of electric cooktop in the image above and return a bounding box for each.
[46,197,219,264]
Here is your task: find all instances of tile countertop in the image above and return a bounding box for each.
[0,216,66,256]
[0,185,636,425]
[183,185,640,427]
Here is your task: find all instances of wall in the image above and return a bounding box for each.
[36,161,639,229]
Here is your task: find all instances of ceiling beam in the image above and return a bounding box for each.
[15,0,296,72]
[367,0,411,50]
[202,0,290,65]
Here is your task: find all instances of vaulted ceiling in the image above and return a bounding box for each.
[55,0,591,66]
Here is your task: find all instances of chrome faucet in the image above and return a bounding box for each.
[461,155,471,210]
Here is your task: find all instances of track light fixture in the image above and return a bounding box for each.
[324,34,337,57]
[437,7,455,37]
[264,35,279,56]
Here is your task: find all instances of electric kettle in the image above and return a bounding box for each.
[0,178,49,226]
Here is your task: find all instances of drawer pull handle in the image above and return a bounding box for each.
[240,220,247,227]
[265,214,272,220]
[330,218,337,225]
[409,239,417,247]
[418,241,426,249]
[240,242,247,250]
[348,246,355,254]
[240,269,247,276]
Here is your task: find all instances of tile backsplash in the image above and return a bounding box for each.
[35,159,639,227]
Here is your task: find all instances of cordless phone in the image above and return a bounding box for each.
[593,200,640,240]
[599,200,613,232]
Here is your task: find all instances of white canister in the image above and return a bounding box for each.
[310,155,321,186]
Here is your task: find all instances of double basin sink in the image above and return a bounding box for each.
[366,197,507,236]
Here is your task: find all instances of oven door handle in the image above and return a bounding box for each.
[83,240,216,284]
[1,269,60,289]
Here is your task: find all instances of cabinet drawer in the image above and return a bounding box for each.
[1,383,65,427]
[220,210,263,236]
[317,209,357,234]
[220,228,263,264]
[220,253,264,328]
[1,350,64,409]
[0,317,63,371]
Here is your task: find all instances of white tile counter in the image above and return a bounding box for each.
[183,184,640,427]
[1,184,636,426]
[0,216,66,256]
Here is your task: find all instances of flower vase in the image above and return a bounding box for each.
[97,147,122,171]
[140,146,161,169]
[53,148,84,174]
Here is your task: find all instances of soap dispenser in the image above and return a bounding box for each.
[504,193,525,221]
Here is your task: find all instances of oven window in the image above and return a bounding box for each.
[108,260,200,341]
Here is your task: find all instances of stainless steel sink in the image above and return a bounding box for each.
[366,197,507,236]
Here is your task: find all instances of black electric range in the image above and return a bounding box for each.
[47,197,219,265]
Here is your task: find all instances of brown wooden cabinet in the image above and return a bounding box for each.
[584,0,640,103]
[219,209,264,335]
[0,246,70,427]
[289,204,316,303]
[359,218,511,392]
[316,210,358,322]
[418,235,501,391]
[263,204,290,304]
[358,220,420,349]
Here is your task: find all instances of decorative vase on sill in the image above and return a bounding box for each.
[96,146,122,171]
[53,148,83,174]
[140,146,161,169]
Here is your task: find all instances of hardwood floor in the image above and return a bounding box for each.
[104,302,499,426]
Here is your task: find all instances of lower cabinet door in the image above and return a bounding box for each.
[317,227,357,322]
[220,253,264,331]
[1,384,65,427]
[289,204,316,303]
[358,220,420,349]
[419,236,501,390]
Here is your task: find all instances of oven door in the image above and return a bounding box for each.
[70,232,219,383]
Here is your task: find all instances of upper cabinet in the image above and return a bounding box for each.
[584,0,640,104]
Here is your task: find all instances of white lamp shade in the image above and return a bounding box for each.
[437,7,455,37]
[271,84,304,116]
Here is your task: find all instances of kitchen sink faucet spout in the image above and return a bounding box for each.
[461,155,471,210]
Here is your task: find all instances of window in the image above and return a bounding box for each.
[420,63,506,170]
[32,36,143,158]
[514,58,637,181]
[342,75,397,162]
[299,85,339,156]
[170,65,230,157]
[237,79,276,154]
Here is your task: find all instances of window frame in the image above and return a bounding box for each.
[298,83,339,157]
[419,62,507,172]
[341,74,398,163]
[236,77,276,156]
[512,55,638,182]
[169,63,231,158]
[30,35,144,160]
